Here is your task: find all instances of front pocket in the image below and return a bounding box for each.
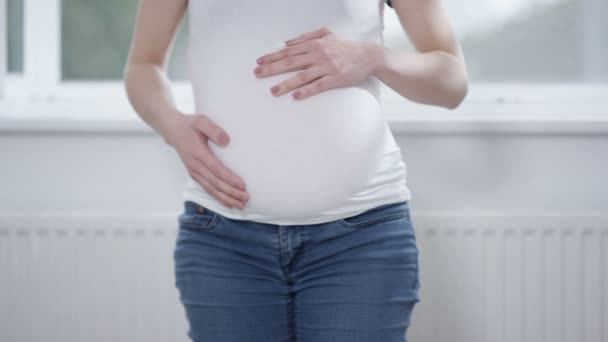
[338,201,410,229]
[178,201,220,232]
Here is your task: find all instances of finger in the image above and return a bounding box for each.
[271,64,326,97]
[284,26,332,46]
[193,171,245,210]
[293,74,337,100]
[257,42,309,65]
[196,145,248,191]
[191,158,248,208]
[192,114,230,147]
[188,168,236,209]
[257,50,316,81]
[213,185,247,210]
[193,131,247,191]
[193,151,249,201]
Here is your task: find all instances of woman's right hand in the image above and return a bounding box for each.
[165,112,249,210]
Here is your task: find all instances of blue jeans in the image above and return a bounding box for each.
[173,200,420,342]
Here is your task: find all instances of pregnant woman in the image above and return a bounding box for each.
[124,0,467,341]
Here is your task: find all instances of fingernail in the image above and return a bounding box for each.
[257,57,264,64]
[293,91,300,99]
[218,132,229,145]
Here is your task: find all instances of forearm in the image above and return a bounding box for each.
[365,42,468,109]
[123,62,183,146]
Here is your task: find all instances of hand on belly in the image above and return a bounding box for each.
[190,27,386,219]
[253,26,380,102]
[207,86,386,219]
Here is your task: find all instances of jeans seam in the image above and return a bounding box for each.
[338,212,408,229]
[178,213,220,232]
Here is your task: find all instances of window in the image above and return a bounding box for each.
[383,0,607,83]
[1,0,607,124]
[1,0,191,120]
[61,0,187,80]
[6,0,23,73]
[379,0,608,117]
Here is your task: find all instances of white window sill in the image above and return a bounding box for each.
[2,113,607,136]
[1,82,607,135]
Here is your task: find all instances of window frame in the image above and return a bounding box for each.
[0,0,7,97]
[1,0,607,135]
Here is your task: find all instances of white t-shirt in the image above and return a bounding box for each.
[182,0,411,225]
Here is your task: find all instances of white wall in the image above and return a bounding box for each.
[1,121,607,213]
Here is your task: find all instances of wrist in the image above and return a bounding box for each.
[159,109,185,147]
[363,41,388,78]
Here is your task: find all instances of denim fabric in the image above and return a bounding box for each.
[173,200,420,342]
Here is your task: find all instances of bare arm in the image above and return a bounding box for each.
[123,0,249,209]
[122,0,187,145]
[369,0,469,109]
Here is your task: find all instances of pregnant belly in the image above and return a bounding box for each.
[190,43,386,219]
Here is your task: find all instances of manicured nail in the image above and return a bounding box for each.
[292,91,300,99]
[218,132,229,145]
[257,57,264,64]
[271,86,279,95]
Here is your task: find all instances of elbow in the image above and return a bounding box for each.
[122,61,146,81]
[442,75,468,110]
[122,67,131,96]
[122,64,131,87]
[123,63,133,81]
[441,54,469,110]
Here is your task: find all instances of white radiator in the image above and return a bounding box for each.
[0,213,186,342]
[0,210,607,342]
[409,211,608,342]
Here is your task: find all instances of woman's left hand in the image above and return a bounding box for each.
[253,26,380,100]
